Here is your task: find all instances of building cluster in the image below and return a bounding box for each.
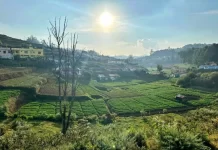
[0,47,44,59]
[199,64,218,70]
[97,74,120,81]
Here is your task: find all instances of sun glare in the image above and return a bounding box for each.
[99,12,113,28]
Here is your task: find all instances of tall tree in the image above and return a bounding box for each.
[157,64,163,73]
[26,35,40,44]
[48,17,83,134]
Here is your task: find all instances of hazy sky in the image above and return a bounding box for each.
[0,0,218,56]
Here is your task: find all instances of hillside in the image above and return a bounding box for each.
[0,34,43,48]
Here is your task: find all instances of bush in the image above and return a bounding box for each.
[210,72,218,88]
[177,72,197,87]
[127,132,147,148]
[159,126,210,150]
[79,71,91,85]
[99,113,117,125]
[86,115,98,123]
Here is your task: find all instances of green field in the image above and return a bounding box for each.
[0,90,20,105]
[14,78,216,118]
[0,72,216,118]
[0,74,47,88]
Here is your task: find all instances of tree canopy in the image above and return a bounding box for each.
[26,35,40,44]
[178,44,218,65]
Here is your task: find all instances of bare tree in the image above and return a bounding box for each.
[48,17,83,134]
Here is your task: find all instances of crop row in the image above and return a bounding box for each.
[0,74,46,88]
[18,99,109,117]
[39,82,85,96]
[108,96,185,114]
[0,90,20,105]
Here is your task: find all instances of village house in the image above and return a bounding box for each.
[108,60,125,64]
[12,47,44,58]
[109,74,120,81]
[199,65,218,70]
[97,74,107,81]
[0,48,13,59]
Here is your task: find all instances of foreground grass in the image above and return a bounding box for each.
[1,105,218,149]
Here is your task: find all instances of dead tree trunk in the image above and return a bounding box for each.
[48,17,83,134]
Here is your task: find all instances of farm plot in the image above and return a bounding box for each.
[80,85,102,96]
[153,88,215,106]
[19,101,57,116]
[18,99,109,118]
[108,95,185,114]
[15,79,217,119]
[18,102,40,116]
[91,99,109,115]
[80,100,98,116]
[102,87,142,98]
[0,74,46,88]
[0,90,20,105]
[100,80,142,87]
[38,81,85,96]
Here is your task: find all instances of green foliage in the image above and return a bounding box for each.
[2,106,218,149]
[79,71,91,85]
[177,72,197,87]
[26,35,40,44]
[0,34,42,48]
[157,64,163,73]
[158,126,210,150]
[179,44,218,65]
[177,72,218,89]
[0,120,91,149]
[0,90,20,116]
[86,115,98,123]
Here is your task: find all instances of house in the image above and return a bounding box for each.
[97,74,107,81]
[12,47,44,58]
[109,74,120,81]
[0,48,13,59]
[55,67,82,76]
[175,94,186,101]
[199,65,218,70]
[108,60,125,64]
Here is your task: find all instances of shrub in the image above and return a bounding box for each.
[128,132,147,148]
[210,72,218,88]
[86,115,98,123]
[157,64,163,73]
[158,126,210,150]
[177,72,197,87]
[99,113,116,125]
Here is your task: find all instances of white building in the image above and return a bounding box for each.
[0,48,13,59]
[98,74,107,81]
[109,74,120,81]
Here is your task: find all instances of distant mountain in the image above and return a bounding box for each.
[151,43,211,57]
[181,43,209,50]
[0,34,43,48]
[113,55,128,59]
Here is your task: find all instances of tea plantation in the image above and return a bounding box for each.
[0,74,216,119]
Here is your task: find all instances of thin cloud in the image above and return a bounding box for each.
[194,10,218,15]
[47,0,94,17]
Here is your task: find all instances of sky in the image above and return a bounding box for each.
[0,0,218,56]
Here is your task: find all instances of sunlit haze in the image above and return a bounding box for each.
[1,0,218,56]
[99,12,114,28]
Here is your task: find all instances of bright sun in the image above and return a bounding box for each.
[99,12,113,27]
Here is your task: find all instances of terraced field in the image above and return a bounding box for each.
[0,73,47,88]
[18,99,109,118]
[0,90,20,105]
[0,90,20,116]
[0,72,216,119]
[15,79,216,118]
